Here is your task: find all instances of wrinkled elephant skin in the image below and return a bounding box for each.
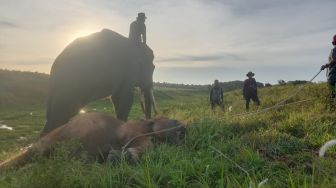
[41,29,154,135]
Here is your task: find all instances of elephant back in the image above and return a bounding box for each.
[49,29,139,89]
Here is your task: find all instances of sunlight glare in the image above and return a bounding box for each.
[65,27,99,45]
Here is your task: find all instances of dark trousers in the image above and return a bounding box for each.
[211,100,224,111]
[245,94,260,111]
[327,79,336,108]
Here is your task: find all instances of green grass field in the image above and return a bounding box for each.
[0,83,336,187]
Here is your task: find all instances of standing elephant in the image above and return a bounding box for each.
[41,29,155,135]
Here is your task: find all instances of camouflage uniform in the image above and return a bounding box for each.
[210,85,224,110]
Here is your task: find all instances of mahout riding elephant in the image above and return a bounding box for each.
[41,29,155,135]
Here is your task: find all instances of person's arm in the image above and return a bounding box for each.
[243,81,246,98]
[253,79,258,90]
[210,88,213,102]
[129,22,133,39]
[220,88,224,102]
[322,49,336,70]
[142,25,147,44]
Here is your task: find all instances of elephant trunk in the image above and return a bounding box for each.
[143,88,152,119]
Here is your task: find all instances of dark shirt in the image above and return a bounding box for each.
[243,78,258,97]
[129,20,146,44]
[210,86,223,102]
[327,47,336,82]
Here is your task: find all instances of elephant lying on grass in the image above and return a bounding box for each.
[41,29,155,135]
[0,112,186,171]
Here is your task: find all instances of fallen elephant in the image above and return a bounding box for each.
[0,112,186,171]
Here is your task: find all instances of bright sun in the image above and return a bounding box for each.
[65,27,99,44]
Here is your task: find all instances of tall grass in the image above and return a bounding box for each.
[0,82,336,187]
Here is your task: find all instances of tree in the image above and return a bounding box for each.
[278,80,286,85]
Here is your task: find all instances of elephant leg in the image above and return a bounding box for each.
[137,88,145,113]
[111,95,120,116]
[113,86,134,121]
[41,99,81,136]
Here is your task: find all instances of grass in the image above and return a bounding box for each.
[0,83,336,187]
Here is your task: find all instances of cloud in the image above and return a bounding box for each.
[13,61,50,66]
[158,52,243,63]
[0,57,53,66]
[0,20,19,29]
[0,0,335,84]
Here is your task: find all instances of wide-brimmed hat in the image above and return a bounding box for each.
[246,71,255,77]
[137,12,147,19]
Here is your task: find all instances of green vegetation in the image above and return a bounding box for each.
[0,70,336,187]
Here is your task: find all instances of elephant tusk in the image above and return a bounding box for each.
[150,89,158,115]
[138,87,157,115]
[136,87,145,113]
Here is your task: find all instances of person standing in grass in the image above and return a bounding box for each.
[210,80,224,111]
[321,34,336,107]
[243,71,260,111]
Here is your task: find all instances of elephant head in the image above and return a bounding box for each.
[136,45,155,119]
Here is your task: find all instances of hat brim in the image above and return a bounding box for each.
[246,73,255,77]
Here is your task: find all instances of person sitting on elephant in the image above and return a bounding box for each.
[243,71,260,111]
[210,80,224,111]
[129,12,147,44]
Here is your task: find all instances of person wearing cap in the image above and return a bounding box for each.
[129,12,147,44]
[321,34,336,106]
[243,72,260,111]
[210,80,224,111]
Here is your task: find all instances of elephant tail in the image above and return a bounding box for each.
[0,146,32,172]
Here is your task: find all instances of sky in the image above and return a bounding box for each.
[0,0,335,84]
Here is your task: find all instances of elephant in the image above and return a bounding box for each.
[40,29,155,136]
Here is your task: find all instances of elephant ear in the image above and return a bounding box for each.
[137,119,155,133]
[145,120,155,133]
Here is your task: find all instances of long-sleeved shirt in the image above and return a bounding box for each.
[243,78,258,97]
[129,20,146,44]
[327,47,336,81]
[210,86,223,102]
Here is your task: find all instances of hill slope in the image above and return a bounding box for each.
[0,70,335,187]
[0,69,49,109]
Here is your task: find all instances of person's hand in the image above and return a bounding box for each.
[321,64,327,70]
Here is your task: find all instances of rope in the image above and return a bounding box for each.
[121,125,184,154]
[319,139,336,157]
[270,69,322,107]
[230,99,313,118]
[224,69,322,118]
[121,70,323,153]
